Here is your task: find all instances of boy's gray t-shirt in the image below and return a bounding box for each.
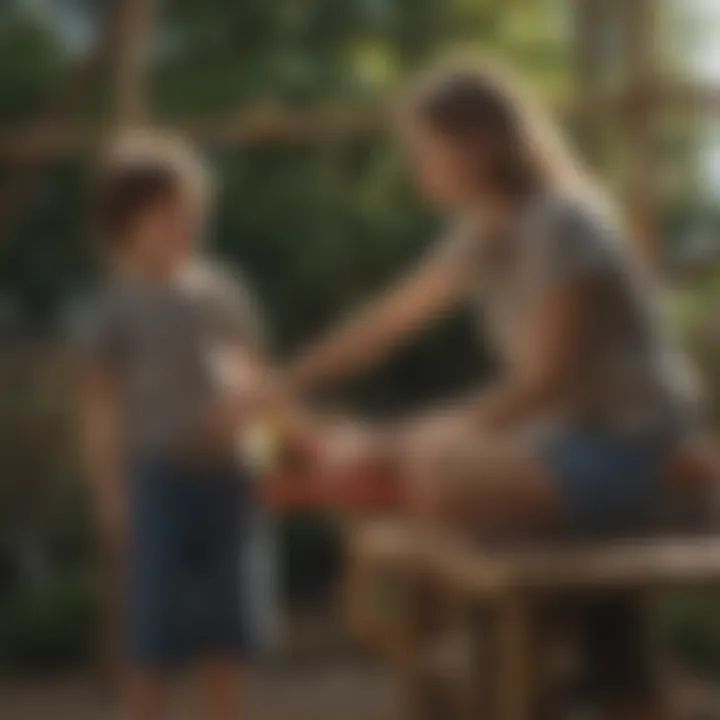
[80,260,264,459]
[437,193,699,432]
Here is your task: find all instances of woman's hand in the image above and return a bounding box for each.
[317,422,382,476]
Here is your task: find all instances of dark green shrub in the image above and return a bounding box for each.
[661,590,720,677]
[0,570,98,673]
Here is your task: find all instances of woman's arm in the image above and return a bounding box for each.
[288,249,472,393]
[397,278,593,450]
[468,279,592,431]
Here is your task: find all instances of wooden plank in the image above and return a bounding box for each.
[494,595,535,720]
[2,81,720,161]
[431,536,720,594]
[351,522,720,595]
[94,0,158,693]
[572,0,606,162]
[624,0,660,266]
[0,105,387,160]
[109,0,157,127]
[0,0,125,237]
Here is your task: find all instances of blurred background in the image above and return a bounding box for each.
[0,0,718,717]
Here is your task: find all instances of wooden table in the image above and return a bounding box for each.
[346,521,720,720]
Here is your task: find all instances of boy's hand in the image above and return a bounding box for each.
[196,396,246,453]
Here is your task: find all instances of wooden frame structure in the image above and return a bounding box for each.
[0,0,718,260]
[1,0,717,699]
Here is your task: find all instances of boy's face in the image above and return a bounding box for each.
[128,191,203,274]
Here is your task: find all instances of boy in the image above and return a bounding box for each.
[79,133,282,720]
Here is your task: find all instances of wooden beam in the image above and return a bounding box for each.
[110,0,157,127]
[625,0,661,267]
[0,0,128,234]
[94,0,159,695]
[572,0,606,161]
[0,104,388,160]
[1,79,720,162]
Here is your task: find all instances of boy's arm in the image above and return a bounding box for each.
[211,268,319,466]
[79,361,126,549]
[225,349,319,467]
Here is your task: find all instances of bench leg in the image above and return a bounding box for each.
[394,570,434,720]
[495,594,537,720]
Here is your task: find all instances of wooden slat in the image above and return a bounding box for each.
[624,0,660,266]
[2,80,720,161]
[0,0,126,236]
[351,522,720,597]
[481,537,720,592]
[0,105,387,161]
[110,0,157,127]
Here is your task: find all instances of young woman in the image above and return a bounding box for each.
[290,61,703,717]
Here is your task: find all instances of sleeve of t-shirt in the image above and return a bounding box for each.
[72,291,127,369]
[211,267,268,353]
[424,215,495,301]
[533,197,619,289]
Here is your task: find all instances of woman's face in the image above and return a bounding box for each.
[405,119,485,210]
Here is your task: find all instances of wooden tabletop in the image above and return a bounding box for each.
[351,520,720,595]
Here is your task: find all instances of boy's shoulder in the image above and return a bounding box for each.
[179,257,254,306]
[180,257,240,290]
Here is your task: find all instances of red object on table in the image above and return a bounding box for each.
[263,464,405,513]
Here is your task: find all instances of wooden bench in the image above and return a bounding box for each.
[346,521,720,720]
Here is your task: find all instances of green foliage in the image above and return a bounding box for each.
[0,8,68,123]
[151,0,570,117]
[661,591,720,677]
[0,570,98,672]
[282,512,342,603]
[0,0,717,674]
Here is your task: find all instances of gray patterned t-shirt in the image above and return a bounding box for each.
[79,259,264,458]
[438,193,699,432]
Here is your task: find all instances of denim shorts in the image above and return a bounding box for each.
[126,459,253,669]
[541,425,678,535]
[540,425,680,707]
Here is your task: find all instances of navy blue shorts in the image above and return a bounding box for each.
[126,459,253,669]
[541,426,677,534]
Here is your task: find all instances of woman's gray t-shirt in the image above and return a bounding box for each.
[438,193,698,432]
[78,260,264,459]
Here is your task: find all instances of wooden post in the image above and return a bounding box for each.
[494,594,536,720]
[97,0,158,693]
[109,0,157,128]
[625,0,661,267]
[572,0,606,164]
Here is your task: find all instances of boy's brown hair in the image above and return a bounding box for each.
[93,131,212,247]
[93,163,181,244]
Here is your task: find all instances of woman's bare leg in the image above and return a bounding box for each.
[399,428,665,719]
[401,429,561,533]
